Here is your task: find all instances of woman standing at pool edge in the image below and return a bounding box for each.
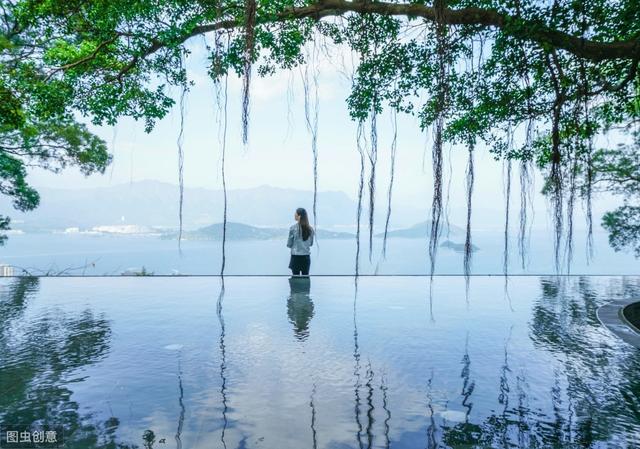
[287,208,314,276]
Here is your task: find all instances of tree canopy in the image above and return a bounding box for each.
[1,0,639,272]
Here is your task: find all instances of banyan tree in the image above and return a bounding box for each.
[1,0,639,274]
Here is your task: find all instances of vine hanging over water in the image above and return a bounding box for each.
[580,60,595,263]
[367,111,378,262]
[355,120,366,276]
[464,144,474,279]
[516,23,535,270]
[428,0,449,279]
[301,44,320,235]
[518,121,534,270]
[565,142,577,274]
[176,69,187,253]
[545,51,566,272]
[382,108,398,259]
[218,69,230,276]
[211,32,230,275]
[503,158,512,275]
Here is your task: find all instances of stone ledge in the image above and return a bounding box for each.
[597,299,640,349]
[622,302,640,333]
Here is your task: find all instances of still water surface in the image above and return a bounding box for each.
[1,276,639,448]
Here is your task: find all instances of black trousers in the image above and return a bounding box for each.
[289,255,311,275]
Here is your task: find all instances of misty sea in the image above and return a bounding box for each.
[0,229,637,275]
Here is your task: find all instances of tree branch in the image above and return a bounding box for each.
[187,0,640,61]
[96,0,640,81]
[594,57,640,94]
[45,35,119,81]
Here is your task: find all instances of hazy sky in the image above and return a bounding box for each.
[27,38,623,232]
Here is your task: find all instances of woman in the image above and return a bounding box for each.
[287,207,314,276]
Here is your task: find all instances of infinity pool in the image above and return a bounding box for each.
[1,276,639,448]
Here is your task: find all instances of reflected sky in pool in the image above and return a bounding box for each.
[1,276,640,448]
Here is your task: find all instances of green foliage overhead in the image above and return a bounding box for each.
[1,0,639,253]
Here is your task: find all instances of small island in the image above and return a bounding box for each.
[160,222,355,241]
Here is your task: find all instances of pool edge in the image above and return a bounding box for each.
[597,299,640,349]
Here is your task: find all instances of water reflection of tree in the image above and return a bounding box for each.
[527,277,640,447]
[350,279,390,449]
[352,279,364,449]
[216,281,229,449]
[309,383,318,449]
[174,358,185,449]
[208,276,638,448]
[441,334,482,448]
[437,276,640,448]
[380,375,391,449]
[0,278,137,449]
[425,372,438,449]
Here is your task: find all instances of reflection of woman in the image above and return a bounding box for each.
[287,207,314,276]
[287,277,314,341]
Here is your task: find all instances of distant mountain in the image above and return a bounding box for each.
[162,222,355,241]
[163,222,282,241]
[1,181,359,231]
[376,221,463,238]
[1,181,462,234]
[316,229,355,239]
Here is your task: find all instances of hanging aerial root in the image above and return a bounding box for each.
[177,79,187,253]
[517,26,535,271]
[429,120,444,278]
[503,158,512,276]
[518,120,534,270]
[213,34,230,275]
[311,49,320,236]
[301,44,320,238]
[581,67,594,262]
[464,144,474,279]
[565,108,580,274]
[382,108,398,259]
[545,52,565,272]
[219,71,229,276]
[241,0,256,144]
[355,121,366,276]
[502,124,516,276]
[429,0,448,278]
[579,7,594,263]
[585,143,594,261]
[367,112,378,262]
[550,140,564,273]
[518,159,531,270]
[565,151,577,274]
[550,169,563,272]
[444,144,453,239]
[285,71,295,141]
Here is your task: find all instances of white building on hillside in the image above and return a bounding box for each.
[0,264,14,276]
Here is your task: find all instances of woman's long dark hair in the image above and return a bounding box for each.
[296,207,313,241]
